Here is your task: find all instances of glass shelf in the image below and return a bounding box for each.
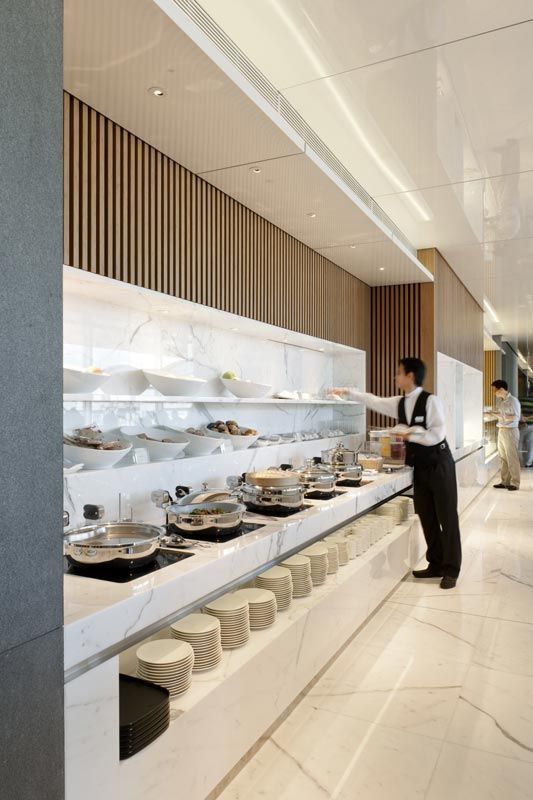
[63,394,363,406]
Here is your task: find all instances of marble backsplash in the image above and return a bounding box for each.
[64,273,366,437]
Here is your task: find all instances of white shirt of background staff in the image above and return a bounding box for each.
[332,386,447,447]
[490,391,521,428]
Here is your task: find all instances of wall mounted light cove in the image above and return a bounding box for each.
[483,298,500,323]
[148,87,165,97]
[249,167,261,174]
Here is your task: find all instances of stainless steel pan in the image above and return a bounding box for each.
[64,522,163,570]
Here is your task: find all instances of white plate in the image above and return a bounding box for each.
[137,639,194,665]
[143,369,206,397]
[63,462,84,475]
[221,377,272,399]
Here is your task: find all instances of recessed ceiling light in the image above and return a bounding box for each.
[379,267,385,271]
[306,212,317,218]
[249,167,261,174]
[350,245,356,249]
[148,86,165,97]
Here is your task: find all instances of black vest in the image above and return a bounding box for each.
[398,390,449,467]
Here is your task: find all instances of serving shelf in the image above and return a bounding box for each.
[63,394,363,405]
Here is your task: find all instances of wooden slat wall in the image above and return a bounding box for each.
[418,248,483,372]
[484,350,497,407]
[63,92,370,350]
[369,284,422,428]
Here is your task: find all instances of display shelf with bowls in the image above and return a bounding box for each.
[64,393,362,405]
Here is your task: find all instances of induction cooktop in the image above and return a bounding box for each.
[64,549,194,583]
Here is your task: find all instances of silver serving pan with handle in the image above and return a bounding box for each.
[165,500,245,534]
[64,522,164,570]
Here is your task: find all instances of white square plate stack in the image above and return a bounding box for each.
[300,543,329,584]
[170,613,223,672]
[256,566,293,611]
[203,594,250,649]
[233,588,277,629]
[136,639,195,698]
[327,536,350,566]
[280,555,313,598]
[324,541,339,573]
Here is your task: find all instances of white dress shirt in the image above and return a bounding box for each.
[495,392,521,428]
[346,386,447,447]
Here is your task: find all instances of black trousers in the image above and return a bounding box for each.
[413,450,462,578]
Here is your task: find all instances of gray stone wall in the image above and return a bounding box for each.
[0,1,64,797]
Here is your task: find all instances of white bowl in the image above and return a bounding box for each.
[205,428,260,451]
[143,370,207,397]
[221,377,272,399]
[163,427,221,457]
[63,368,109,394]
[103,366,149,396]
[120,426,188,462]
[63,441,132,470]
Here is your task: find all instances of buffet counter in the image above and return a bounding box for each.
[64,468,413,678]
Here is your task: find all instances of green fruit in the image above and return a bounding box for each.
[222,371,237,380]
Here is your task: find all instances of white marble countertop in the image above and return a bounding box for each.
[453,439,484,462]
[63,469,413,677]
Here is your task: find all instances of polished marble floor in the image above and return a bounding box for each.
[219,471,533,799]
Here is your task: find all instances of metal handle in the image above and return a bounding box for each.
[83,504,105,521]
[226,475,243,490]
[63,510,70,528]
[151,490,170,508]
[175,485,191,499]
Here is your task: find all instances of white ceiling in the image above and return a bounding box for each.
[63,0,430,288]
[197,0,533,359]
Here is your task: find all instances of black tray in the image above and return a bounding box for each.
[120,705,170,737]
[120,718,170,760]
[120,714,170,747]
[119,674,170,728]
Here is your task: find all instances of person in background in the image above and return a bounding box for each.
[519,395,533,468]
[490,380,521,491]
[330,357,461,589]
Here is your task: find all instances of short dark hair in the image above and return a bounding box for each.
[399,357,426,386]
[491,379,508,391]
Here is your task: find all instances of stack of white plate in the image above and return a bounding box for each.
[374,497,409,523]
[256,566,293,611]
[344,533,360,559]
[328,536,350,566]
[325,541,339,573]
[233,588,277,629]
[280,555,313,598]
[300,543,329,585]
[136,639,195,697]
[203,595,250,649]
[170,614,223,672]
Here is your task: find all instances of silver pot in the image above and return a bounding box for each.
[321,443,357,467]
[64,522,163,570]
[166,500,245,534]
[293,459,336,496]
[240,481,305,515]
[332,463,363,485]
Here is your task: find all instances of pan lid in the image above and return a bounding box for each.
[245,469,300,488]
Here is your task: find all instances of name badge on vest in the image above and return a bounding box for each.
[414,416,424,423]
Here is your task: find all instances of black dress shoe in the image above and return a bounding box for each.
[493,483,508,489]
[412,566,443,579]
[440,576,457,590]
[508,486,519,491]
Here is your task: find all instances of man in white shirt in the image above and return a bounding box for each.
[490,379,521,491]
[330,357,461,589]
